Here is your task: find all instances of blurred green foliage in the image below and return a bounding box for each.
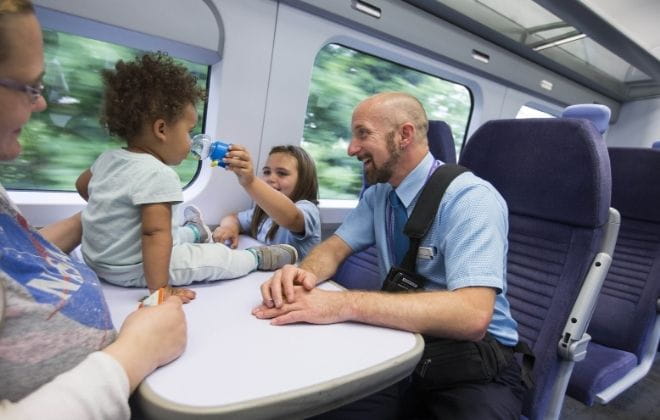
[0,29,208,191]
[2,35,471,200]
[302,44,472,199]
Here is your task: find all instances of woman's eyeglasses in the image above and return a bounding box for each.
[0,78,44,104]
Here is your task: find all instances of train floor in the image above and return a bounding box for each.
[562,354,660,420]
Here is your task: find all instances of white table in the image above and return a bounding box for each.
[102,239,423,419]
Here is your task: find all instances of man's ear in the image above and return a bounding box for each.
[153,119,167,142]
[399,122,415,149]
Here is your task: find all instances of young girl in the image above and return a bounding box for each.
[75,53,297,297]
[213,145,320,259]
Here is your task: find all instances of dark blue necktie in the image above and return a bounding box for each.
[389,189,409,266]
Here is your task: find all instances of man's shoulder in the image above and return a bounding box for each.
[442,171,508,214]
[361,182,392,201]
[448,171,500,195]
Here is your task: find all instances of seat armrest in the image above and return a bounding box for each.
[559,209,620,358]
[559,333,591,361]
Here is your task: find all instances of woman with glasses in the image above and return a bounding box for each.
[0,1,188,418]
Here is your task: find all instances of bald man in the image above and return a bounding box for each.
[253,92,526,419]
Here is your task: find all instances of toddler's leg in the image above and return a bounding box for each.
[182,205,213,243]
[247,244,298,270]
[169,243,259,285]
[177,225,197,244]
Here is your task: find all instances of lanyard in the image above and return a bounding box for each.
[386,160,443,263]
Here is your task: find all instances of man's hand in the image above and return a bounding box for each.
[258,264,318,308]
[252,286,352,325]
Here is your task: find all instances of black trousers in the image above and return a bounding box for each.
[309,359,526,420]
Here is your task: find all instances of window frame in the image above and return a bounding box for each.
[7,7,216,225]
[304,40,475,208]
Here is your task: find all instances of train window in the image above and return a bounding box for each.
[0,28,210,192]
[516,105,556,119]
[303,44,472,200]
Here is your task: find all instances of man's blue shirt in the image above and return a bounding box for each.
[335,152,519,346]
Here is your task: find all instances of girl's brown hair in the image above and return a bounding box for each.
[250,145,319,241]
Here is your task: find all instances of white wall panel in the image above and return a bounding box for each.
[608,98,660,147]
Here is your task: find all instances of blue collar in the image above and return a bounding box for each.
[391,152,439,208]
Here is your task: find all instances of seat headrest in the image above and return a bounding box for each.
[460,118,611,227]
[561,104,611,135]
[428,120,457,164]
[651,140,660,149]
[609,147,660,222]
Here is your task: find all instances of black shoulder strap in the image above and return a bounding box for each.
[400,164,469,271]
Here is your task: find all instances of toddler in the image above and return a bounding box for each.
[76,53,297,295]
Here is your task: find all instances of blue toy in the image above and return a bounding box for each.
[190,134,230,167]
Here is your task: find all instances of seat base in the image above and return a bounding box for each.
[567,342,637,406]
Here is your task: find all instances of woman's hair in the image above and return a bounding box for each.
[0,0,34,63]
[250,145,319,241]
[100,52,206,142]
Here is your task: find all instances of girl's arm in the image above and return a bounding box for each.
[225,145,305,233]
[212,213,241,248]
[243,178,305,233]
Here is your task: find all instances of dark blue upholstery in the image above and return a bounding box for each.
[428,120,457,163]
[459,118,612,419]
[334,173,381,290]
[567,147,660,405]
[332,246,381,290]
[567,342,637,404]
[461,119,610,227]
[333,120,457,290]
[561,104,611,135]
[652,140,660,149]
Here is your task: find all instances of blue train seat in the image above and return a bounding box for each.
[567,147,660,406]
[561,104,611,135]
[332,245,381,290]
[333,173,380,290]
[651,140,660,149]
[333,120,458,290]
[459,118,619,420]
[428,119,457,163]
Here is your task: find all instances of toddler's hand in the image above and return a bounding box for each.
[224,144,255,187]
[162,286,196,304]
[212,225,239,248]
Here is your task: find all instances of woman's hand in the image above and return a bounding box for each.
[103,296,187,391]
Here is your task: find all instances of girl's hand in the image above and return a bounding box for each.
[224,144,255,187]
[212,225,239,248]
